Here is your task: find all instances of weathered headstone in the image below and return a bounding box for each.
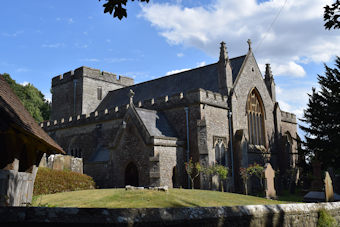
[71,157,83,174]
[264,163,276,199]
[38,153,47,167]
[63,155,72,170]
[52,154,64,171]
[324,171,334,202]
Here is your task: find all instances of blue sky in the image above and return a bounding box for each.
[1,0,339,138]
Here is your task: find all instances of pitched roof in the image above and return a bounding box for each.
[96,55,246,111]
[135,107,177,138]
[0,75,64,153]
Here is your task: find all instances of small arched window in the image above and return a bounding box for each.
[247,89,265,145]
[214,141,227,166]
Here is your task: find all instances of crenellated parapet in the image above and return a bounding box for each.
[281,111,297,124]
[51,66,134,87]
[41,88,229,131]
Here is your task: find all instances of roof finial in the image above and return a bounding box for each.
[219,41,228,62]
[128,89,135,104]
[247,39,252,51]
[265,63,273,79]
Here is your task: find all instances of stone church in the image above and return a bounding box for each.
[42,40,298,191]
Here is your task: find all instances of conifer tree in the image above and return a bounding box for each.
[299,57,340,170]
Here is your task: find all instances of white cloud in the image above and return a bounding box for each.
[80,58,100,62]
[196,61,206,67]
[177,53,184,57]
[2,30,24,37]
[20,81,30,86]
[275,85,312,119]
[42,43,65,48]
[140,0,339,76]
[16,68,30,73]
[74,43,88,49]
[166,68,190,75]
[259,61,306,77]
[68,18,74,24]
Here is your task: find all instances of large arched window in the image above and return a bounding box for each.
[247,88,265,146]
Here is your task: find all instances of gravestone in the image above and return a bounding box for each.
[52,155,64,171]
[324,171,334,202]
[38,153,47,167]
[264,163,276,199]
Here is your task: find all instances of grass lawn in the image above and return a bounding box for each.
[32,188,290,208]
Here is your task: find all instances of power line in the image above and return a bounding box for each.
[254,0,288,53]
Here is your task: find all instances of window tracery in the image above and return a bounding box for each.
[247,89,265,146]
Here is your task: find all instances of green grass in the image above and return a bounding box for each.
[32,188,289,208]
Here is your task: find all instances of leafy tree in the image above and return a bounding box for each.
[1,73,51,122]
[184,158,202,189]
[324,0,340,30]
[99,0,149,20]
[299,57,340,171]
[211,165,229,192]
[247,163,264,190]
[240,163,264,195]
[240,167,249,195]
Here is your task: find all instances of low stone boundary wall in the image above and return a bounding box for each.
[0,202,339,226]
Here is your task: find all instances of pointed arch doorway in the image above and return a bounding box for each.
[125,162,139,186]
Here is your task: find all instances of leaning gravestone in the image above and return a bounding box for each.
[264,163,276,199]
[324,171,334,202]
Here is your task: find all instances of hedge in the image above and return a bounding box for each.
[33,167,96,196]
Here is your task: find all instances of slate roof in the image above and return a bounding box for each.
[135,107,177,138]
[96,55,246,111]
[0,75,64,153]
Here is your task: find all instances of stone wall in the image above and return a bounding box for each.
[51,66,134,120]
[1,202,339,226]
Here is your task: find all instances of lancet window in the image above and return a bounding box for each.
[247,89,265,146]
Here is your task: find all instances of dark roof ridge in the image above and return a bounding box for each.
[108,55,246,95]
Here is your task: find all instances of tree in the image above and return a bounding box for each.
[240,167,249,195]
[247,163,264,190]
[1,73,51,122]
[211,165,229,192]
[184,158,202,189]
[99,0,149,20]
[240,163,264,195]
[299,57,340,171]
[324,0,340,30]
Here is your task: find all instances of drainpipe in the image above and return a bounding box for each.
[73,79,78,115]
[184,107,190,189]
[228,109,235,191]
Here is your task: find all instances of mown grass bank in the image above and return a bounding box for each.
[32,188,288,208]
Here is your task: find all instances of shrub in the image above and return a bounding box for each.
[33,167,96,196]
[317,209,338,227]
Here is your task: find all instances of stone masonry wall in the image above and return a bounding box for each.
[110,122,152,188]
[231,53,276,168]
[51,66,134,120]
[1,202,340,226]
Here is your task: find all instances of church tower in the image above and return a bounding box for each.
[218,41,233,96]
[264,63,276,103]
